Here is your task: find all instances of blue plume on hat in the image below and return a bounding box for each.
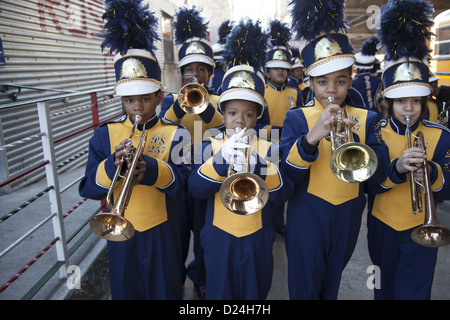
[218,20,233,45]
[360,35,379,56]
[99,0,160,55]
[289,0,349,41]
[290,46,300,58]
[173,6,208,45]
[269,19,291,47]
[378,0,434,61]
[223,19,269,72]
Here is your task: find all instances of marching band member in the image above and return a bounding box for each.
[264,19,303,138]
[288,47,311,104]
[366,0,450,300]
[350,35,382,113]
[188,19,291,299]
[426,72,440,123]
[79,0,191,299]
[280,0,390,299]
[159,6,223,299]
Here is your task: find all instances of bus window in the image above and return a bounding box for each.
[431,10,450,86]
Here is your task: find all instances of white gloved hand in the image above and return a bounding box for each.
[221,128,249,165]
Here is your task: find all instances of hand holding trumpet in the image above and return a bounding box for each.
[222,128,256,172]
[306,97,356,146]
[114,139,146,186]
[396,145,435,185]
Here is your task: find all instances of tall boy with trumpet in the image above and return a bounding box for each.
[365,0,450,300]
[280,0,390,300]
[188,19,290,300]
[79,0,191,299]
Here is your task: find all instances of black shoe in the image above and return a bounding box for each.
[194,283,206,300]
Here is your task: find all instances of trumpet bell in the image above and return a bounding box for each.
[411,225,450,248]
[220,172,269,215]
[330,142,378,183]
[90,212,135,242]
[178,83,209,114]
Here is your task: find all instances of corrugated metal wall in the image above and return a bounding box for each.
[0,0,183,192]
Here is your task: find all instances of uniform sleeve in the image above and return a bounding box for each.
[188,140,226,199]
[429,129,450,200]
[159,94,175,120]
[365,158,406,195]
[78,125,115,200]
[362,111,390,186]
[295,87,303,107]
[279,109,317,186]
[262,142,294,205]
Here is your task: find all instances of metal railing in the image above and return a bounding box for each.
[0,87,124,299]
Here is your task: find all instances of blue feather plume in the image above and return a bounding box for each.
[99,0,160,55]
[360,35,379,56]
[173,7,208,45]
[378,0,434,61]
[269,19,291,47]
[290,46,300,58]
[289,0,349,41]
[218,20,233,45]
[223,19,269,72]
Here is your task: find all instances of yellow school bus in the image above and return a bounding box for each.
[431,9,450,86]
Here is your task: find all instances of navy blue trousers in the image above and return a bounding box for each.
[201,225,276,300]
[107,220,182,300]
[367,213,438,300]
[285,191,365,300]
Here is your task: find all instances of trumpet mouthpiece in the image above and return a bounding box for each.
[328,97,335,104]
[135,115,142,123]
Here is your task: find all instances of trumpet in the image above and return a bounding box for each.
[405,116,422,214]
[220,129,269,215]
[178,78,209,114]
[405,116,450,247]
[327,97,378,183]
[89,115,148,241]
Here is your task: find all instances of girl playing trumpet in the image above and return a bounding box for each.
[366,0,450,300]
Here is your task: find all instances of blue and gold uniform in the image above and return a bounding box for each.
[264,83,302,130]
[162,7,224,297]
[280,99,389,299]
[160,91,223,152]
[188,130,289,299]
[366,118,450,299]
[82,0,192,300]
[79,115,191,299]
[366,0,447,300]
[351,36,382,112]
[285,0,391,299]
[263,19,303,137]
[350,72,382,112]
[188,19,288,300]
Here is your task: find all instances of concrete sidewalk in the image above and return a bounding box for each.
[0,165,449,300]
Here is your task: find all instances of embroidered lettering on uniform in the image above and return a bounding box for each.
[364,74,373,109]
[372,121,384,144]
[287,96,295,108]
[148,135,167,154]
[350,115,361,131]
[444,149,450,173]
